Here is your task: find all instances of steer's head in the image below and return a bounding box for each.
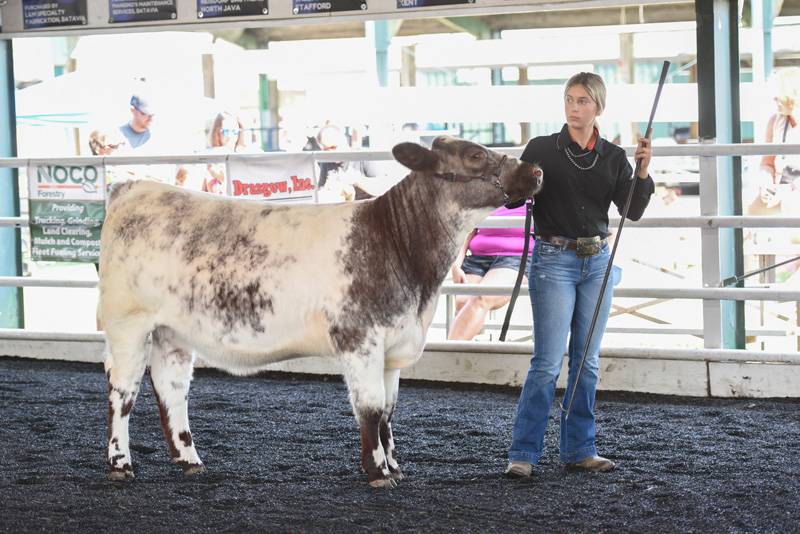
[392,136,543,209]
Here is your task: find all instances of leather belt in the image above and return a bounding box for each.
[536,234,608,252]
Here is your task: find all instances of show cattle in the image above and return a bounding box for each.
[100,137,543,487]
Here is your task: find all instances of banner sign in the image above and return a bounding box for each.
[292,0,365,15]
[397,0,471,7]
[227,154,317,203]
[109,0,177,23]
[197,0,268,18]
[23,0,88,29]
[27,164,105,263]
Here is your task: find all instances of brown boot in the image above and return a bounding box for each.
[566,455,616,472]
[504,461,532,478]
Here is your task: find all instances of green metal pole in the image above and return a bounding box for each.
[696,0,744,349]
[763,0,773,77]
[0,39,23,328]
[713,0,743,349]
[369,21,391,88]
[727,0,745,350]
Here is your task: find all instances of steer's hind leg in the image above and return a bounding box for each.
[149,327,204,475]
[342,344,394,488]
[381,368,403,480]
[105,315,153,481]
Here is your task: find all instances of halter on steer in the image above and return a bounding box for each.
[434,155,529,210]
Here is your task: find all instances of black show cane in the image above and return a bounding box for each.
[562,60,670,420]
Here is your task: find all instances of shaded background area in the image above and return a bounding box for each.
[1,357,798,533]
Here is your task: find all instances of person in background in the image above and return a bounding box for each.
[314,124,372,201]
[119,92,156,151]
[746,67,800,280]
[88,130,126,156]
[751,66,800,215]
[87,127,134,187]
[448,205,533,340]
[209,111,248,153]
[201,111,251,194]
[315,124,397,201]
[113,89,181,185]
[505,72,654,478]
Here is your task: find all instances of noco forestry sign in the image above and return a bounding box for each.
[27,164,106,263]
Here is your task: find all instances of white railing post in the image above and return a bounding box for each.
[699,144,722,348]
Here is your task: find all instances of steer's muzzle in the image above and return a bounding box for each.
[502,160,543,208]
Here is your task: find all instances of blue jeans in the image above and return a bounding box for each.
[508,240,621,464]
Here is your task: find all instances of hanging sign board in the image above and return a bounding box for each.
[197,0,268,18]
[397,0,471,7]
[27,164,106,263]
[227,154,317,204]
[292,0,365,15]
[22,0,88,29]
[109,0,177,23]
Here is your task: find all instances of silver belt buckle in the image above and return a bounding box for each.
[576,236,601,257]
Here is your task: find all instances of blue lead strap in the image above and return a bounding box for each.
[499,199,533,342]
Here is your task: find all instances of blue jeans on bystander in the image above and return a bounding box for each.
[508,240,621,465]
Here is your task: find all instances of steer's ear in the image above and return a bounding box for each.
[392,142,439,171]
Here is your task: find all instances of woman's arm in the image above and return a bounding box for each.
[613,153,655,222]
[760,114,778,182]
[451,229,477,283]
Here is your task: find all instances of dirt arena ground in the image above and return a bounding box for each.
[1,357,798,533]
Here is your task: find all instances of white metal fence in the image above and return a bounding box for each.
[1,142,799,369]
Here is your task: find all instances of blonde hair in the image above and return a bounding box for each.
[564,72,607,116]
[770,67,800,103]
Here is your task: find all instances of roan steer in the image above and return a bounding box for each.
[100,137,543,487]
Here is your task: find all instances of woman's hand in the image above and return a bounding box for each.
[759,184,782,208]
[451,264,467,284]
[635,136,653,179]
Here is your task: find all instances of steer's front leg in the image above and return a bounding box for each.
[381,368,403,480]
[341,343,395,488]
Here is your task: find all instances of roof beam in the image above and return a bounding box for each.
[437,16,490,38]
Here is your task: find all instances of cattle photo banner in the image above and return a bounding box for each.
[27,164,106,263]
[227,153,317,203]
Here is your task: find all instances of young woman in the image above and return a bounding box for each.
[505,72,654,477]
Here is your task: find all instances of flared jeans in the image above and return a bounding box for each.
[508,240,619,464]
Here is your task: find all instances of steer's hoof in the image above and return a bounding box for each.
[107,467,134,481]
[182,463,206,476]
[369,477,398,489]
[389,468,404,480]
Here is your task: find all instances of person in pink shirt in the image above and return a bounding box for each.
[448,204,534,340]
